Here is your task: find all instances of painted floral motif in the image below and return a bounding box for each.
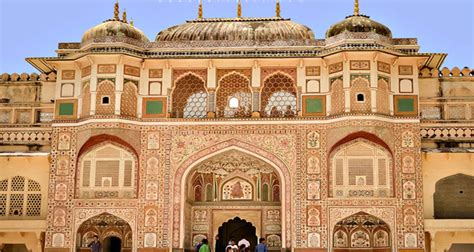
[401,131,414,148]
[144,233,157,247]
[308,233,321,248]
[307,180,321,200]
[147,132,160,150]
[57,133,71,150]
[307,131,320,149]
[307,156,320,174]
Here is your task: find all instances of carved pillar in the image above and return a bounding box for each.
[89,64,98,115]
[115,64,124,115]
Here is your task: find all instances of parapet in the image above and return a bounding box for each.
[0,72,57,82]
[419,67,474,78]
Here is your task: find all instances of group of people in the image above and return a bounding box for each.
[197,236,268,252]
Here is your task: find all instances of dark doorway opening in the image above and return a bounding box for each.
[104,236,122,252]
[218,217,258,252]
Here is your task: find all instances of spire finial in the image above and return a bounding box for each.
[276,0,281,18]
[237,0,242,18]
[130,18,134,26]
[198,0,203,19]
[122,8,127,23]
[354,0,359,16]
[114,0,120,21]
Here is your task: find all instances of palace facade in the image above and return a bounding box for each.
[0,1,473,252]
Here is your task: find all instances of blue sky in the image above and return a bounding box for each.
[0,0,473,73]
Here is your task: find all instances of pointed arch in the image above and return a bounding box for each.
[81,82,91,118]
[350,76,371,113]
[333,211,391,250]
[171,72,208,118]
[173,139,292,249]
[377,78,390,115]
[120,81,138,117]
[328,132,393,198]
[96,80,115,115]
[215,71,252,117]
[330,77,344,115]
[260,72,297,117]
[76,135,139,199]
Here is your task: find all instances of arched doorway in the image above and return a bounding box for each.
[76,213,132,252]
[333,212,391,252]
[181,148,285,251]
[103,236,122,252]
[218,217,258,251]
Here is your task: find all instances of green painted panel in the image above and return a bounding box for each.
[146,101,163,115]
[306,98,323,113]
[398,98,414,112]
[58,103,74,116]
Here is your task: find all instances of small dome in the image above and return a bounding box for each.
[326,15,392,38]
[81,20,149,44]
[155,17,315,42]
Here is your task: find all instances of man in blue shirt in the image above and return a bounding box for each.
[254,238,267,252]
[88,235,101,252]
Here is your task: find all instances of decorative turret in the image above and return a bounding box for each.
[81,1,149,45]
[326,0,392,39]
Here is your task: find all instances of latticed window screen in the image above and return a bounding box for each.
[0,194,6,216]
[261,73,297,117]
[9,194,24,216]
[79,144,136,198]
[11,176,25,191]
[172,74,208,118]
[331,141,392,198]
[216,73,252,117]
[0,179,7,191]
[28,179,41,191]
[26,194,42,216]
[1,176,42,217]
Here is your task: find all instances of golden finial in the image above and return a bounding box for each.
[276,0,281,18]
[130,18,134,26]
[237,0,242,18]
[354,0,359,16]
[114,0,120,21]
[198,0,203,19]
[122,8,127,23]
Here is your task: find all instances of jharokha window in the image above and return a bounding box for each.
[78,143,136,199]
[330,139,393,198]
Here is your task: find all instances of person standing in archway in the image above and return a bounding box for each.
[199,239,210,252]
[88,235,102,252]
[254,238,267,252]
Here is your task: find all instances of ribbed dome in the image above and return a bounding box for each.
[155,17,315,42]
[81,20,149,44]
[326,15,392,38]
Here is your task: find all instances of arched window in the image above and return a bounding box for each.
[0,176,42,217]
[330,139,392,198]
[95,80,115,115]
[171,73,208,118]
[216,72,252,118]
[261,73,297,117]
[78,143,136,199]
[434,173,474,219]
[120,82,138,117]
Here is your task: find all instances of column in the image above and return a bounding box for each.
[89,64,98,115]
[115,64,124,115]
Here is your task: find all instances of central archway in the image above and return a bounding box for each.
[76,213,132,252]
[332,212,391,252]
[218,217,258,251]
[175,141,291,251]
